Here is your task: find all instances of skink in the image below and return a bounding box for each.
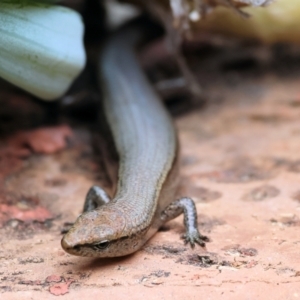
[61,23,208,257]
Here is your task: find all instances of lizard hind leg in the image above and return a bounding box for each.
[83,185,111,212]
[61,186,111,235]
[160,197,209,248]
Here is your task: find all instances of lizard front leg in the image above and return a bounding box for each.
[161,197,209,248]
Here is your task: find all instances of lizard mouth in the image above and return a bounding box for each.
[61,236,82,256]
[61,237,106,257]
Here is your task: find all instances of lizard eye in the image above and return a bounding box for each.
[93,240,110,250]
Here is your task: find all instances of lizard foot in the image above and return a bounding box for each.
[182,230,210,248]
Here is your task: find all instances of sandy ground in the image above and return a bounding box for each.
[1,43,300,299]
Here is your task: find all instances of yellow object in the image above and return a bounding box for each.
[0,2,86,100]
[195,0,300,44]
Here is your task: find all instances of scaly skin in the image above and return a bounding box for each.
[61,23,208,258]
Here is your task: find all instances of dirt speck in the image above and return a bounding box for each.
[44,178,67,187]
[271,214,300,227]
[176,253,219,267]
[276,267,298,277]
[149,270,171,278]
[49,280,74,296]
[242,185,280,201]
[238,247,258,257]
[46,275,63,283]
[18,257,44,264]
[144,244,187,257]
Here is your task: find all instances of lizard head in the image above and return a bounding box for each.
[61,205,147,257]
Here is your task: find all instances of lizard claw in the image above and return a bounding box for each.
[182,230,209,248]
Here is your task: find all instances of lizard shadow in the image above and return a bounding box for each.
[71,253,137,271]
